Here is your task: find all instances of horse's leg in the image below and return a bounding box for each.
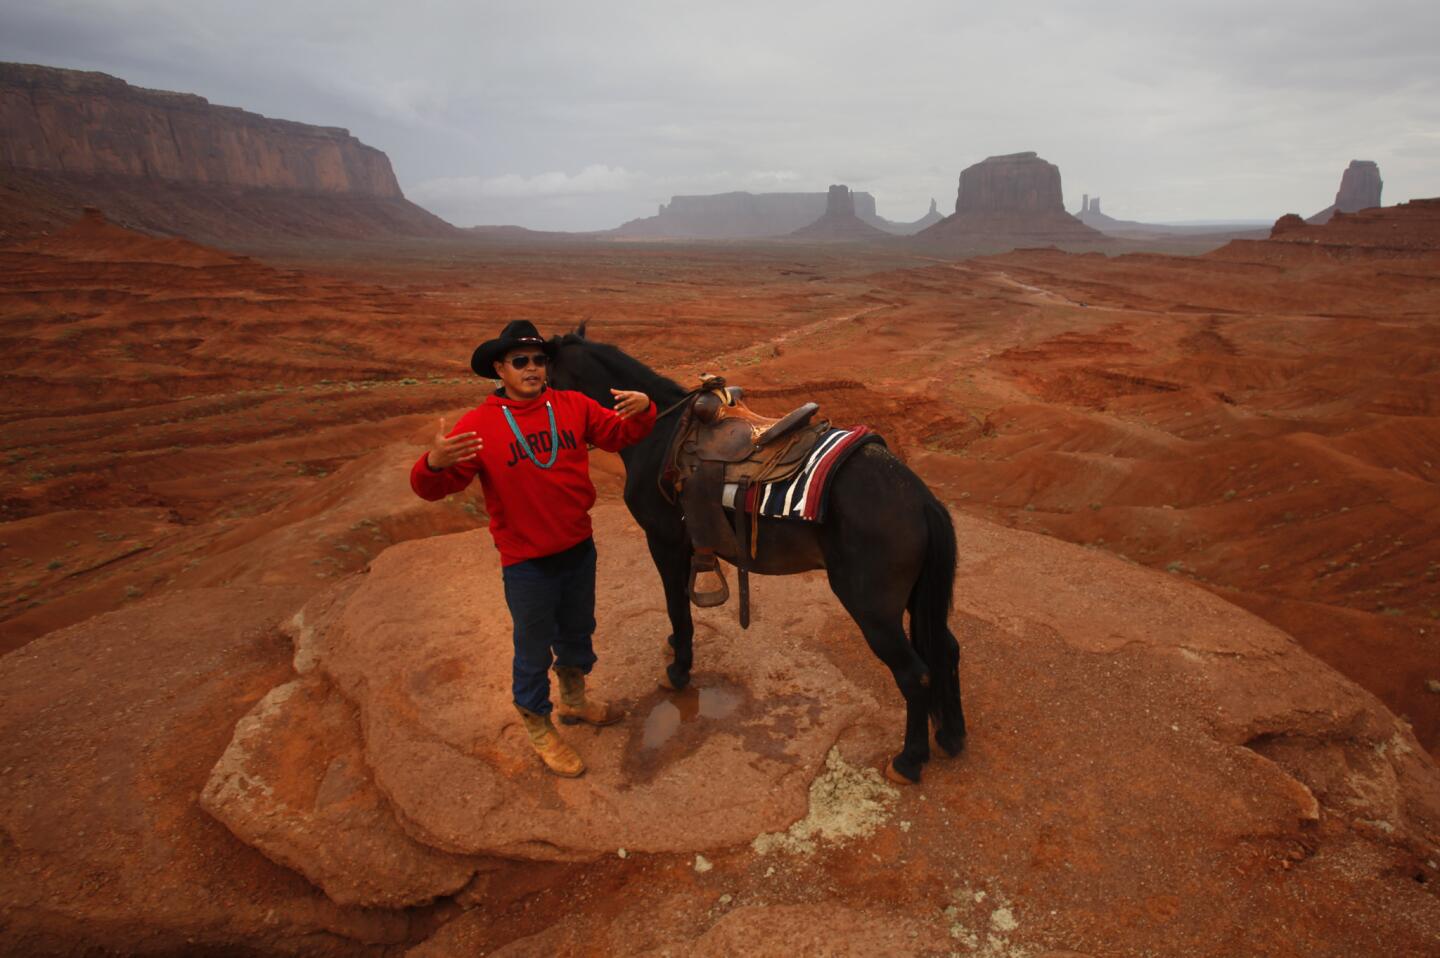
[814,444,937,783]
[825,567,932,784]
[644,529,695,690]
[914,497,967,758]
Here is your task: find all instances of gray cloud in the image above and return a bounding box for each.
[2,0,1436,229]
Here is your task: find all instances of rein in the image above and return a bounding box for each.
[656,388,704,420]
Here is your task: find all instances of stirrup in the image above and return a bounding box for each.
[688,553,730,608]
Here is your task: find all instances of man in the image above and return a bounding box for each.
[410,320,655,777]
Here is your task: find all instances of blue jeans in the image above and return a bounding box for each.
[500,538,598,716]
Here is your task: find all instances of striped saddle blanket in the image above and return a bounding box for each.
[721,426,883,522]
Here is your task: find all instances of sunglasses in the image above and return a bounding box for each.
[506,353,550,370]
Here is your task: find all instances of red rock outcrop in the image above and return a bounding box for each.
[201,674,485,907]
[0,62,455,243]
[1270,212,1308,235]
[198,499,1440,955]
[242,504,884,864]
[787,185,894,243]
[1257,197,1440,251]
[911,151,1104,256]
[0,585,422,954]
[1307,160,1383,225]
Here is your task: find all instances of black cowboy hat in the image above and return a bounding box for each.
[470,320,557,378]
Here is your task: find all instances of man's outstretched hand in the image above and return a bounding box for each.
[611,389,650,419]
[426,418,482,469]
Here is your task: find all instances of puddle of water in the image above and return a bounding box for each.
[642,684,743,748]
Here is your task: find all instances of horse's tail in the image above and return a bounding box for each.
[909,493,965,746]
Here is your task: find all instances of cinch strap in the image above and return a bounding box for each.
[502,401,560,469]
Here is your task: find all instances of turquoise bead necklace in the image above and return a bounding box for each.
[502,401,560,469]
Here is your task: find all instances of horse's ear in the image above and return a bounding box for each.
[574,321,588,340]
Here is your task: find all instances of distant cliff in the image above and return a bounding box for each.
[0,62,401,196]
[0,62,453,243]
[612,190,889,239]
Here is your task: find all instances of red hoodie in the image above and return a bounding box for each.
[410,388,656,565]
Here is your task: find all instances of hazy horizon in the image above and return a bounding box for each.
[2,0,1436,232]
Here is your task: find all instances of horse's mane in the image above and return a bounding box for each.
[558,330,688,407]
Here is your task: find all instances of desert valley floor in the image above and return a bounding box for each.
[2,208,1439,955]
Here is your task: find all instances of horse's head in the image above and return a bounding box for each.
[547,322,615,407]
[548,322,686,413]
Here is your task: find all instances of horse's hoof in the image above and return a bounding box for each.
[884,759,921,785]
[935,729,967,758]
[659,664,690,692]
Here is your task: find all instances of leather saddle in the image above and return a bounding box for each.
[661,375,829,627]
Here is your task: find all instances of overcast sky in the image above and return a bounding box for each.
[3,0,1437,231]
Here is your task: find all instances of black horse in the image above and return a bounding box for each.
[548,327,965,783]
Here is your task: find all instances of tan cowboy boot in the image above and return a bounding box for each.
[515,705,585,777]
[553,666,623,727]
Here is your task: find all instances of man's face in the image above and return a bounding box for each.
[494,347,548,400]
